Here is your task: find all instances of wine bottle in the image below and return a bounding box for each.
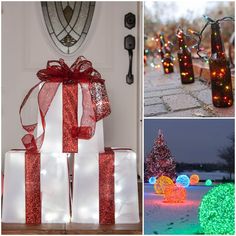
[209,22,233,107]
[177,29,194,84]
[159,33,174,74]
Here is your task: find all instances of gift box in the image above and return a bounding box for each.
[2,151,70,223]
[71,148,139,224]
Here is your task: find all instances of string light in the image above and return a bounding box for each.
[190,174,200,185]
[176,175,190,188]
[205,179,212,186]
[154,176,174,194]
[163,183,186,203]
[149,177,156,184]
[199,183,234,234]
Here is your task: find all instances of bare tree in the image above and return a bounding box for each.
[218,134,235,180]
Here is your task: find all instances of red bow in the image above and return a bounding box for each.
[37,58,99,83]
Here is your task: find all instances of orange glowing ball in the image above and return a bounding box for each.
[154,176,174,194]
[163,183,186,203]
[190,174,200,185]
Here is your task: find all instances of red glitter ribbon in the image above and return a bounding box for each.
[99,148,133,224]
[25,152,41,224]
[99,148,115,224]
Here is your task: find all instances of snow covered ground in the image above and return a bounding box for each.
[144,183,215,235]
[178,170,234,181]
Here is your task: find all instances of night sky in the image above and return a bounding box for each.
[144,119,234,163]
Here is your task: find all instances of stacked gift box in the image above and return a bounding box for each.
[2,57,139,224]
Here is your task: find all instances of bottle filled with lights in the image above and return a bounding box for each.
[177,29,195,84]
[158,33,174,74]
[209,22,233,107]
[144,48,149,66]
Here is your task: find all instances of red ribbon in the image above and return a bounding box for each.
[99,148,115,224]
[25,152,41,224]
[99,148,133,224]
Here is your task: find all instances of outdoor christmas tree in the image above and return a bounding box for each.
[145,129,176,182]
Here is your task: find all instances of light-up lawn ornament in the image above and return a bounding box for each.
[199,183,235,234]
[176,175,190,188]
[163,183,186,203]
[154,176,174,194]
[205,179,213,186]
[190,174,200,185]
[149,177,156,185]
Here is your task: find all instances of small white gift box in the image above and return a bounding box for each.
[71,149,140,224]
[2,151,70,223]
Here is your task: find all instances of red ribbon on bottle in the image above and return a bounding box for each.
[19,57,111,224]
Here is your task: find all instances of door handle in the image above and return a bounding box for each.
[124,35,135,85]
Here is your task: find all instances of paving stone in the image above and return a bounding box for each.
[182,80,208,92]
[144,103,168,116]
[200,67,211,82]
[144,97,162,106]
[145,88,183,98]
[145,84,181,93]
[192,89,212,105]
[158,108,212,117]
[206,104,235,117]
[193,64,202,77]
[162,94,200,111]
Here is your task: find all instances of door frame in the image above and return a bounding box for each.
[137,1,143,180]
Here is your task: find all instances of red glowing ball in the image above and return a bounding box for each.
[190,174,200,185]
[163,183,186,203]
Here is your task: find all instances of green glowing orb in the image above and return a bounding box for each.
[199,183,235,234]
[205,179,212,186]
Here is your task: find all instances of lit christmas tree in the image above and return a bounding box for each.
[144,129,176,182]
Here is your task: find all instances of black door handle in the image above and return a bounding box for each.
[124,35,135,85]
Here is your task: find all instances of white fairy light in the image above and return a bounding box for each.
[40,169,47,175]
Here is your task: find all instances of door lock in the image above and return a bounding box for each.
[124,12,136,29]
[124,35,135,85]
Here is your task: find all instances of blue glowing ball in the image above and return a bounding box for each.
[176,175,190,188]
[149,177,156,184]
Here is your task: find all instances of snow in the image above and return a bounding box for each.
[144,183,215,234]
[178,170,234,181]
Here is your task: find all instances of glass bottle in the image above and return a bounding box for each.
[177,29,194,84]
[159,33,174,74]
[209,23,233,107]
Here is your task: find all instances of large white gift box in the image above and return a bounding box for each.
[71,149,140,224]
[2,151,70,223]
